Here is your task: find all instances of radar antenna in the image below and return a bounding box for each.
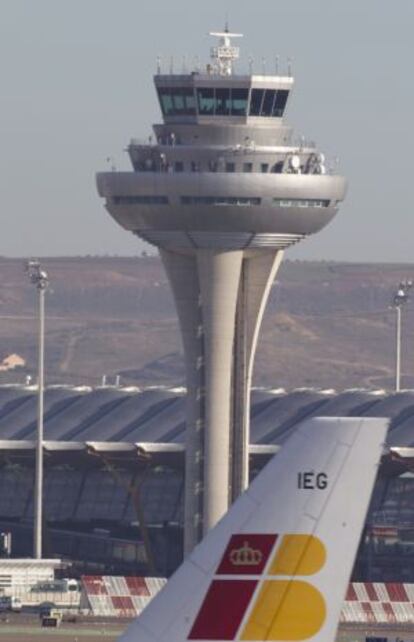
[209,26,243,76]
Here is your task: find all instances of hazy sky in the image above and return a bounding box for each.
[1,0,413,261]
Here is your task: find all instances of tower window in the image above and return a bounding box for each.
[157,87,196,116]
[261,90,276,117]
[112,195,169,205]
[157,88,174,116]
[231,88,249,116]
[272,198,329,208]
[249,89,264,116]
[271,161,284,173]
[197,88,215,115]
[272,90,289,117]
[181,196,261,206]
[215,88,231,115]
[248,89,289,118]
[197,87,249,117]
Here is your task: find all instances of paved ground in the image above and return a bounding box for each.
[0,630,122,641]
[0,624,124,641]
[0,613,126,641]
[1,616,414,642]
[338,625,414,642]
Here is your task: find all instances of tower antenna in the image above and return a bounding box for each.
[209,27,243,76]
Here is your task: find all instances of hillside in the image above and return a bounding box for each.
[0,256,413,391]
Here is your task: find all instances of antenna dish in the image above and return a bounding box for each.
[290,154,300,170]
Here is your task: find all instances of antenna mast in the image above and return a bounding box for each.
[209,26,243,76]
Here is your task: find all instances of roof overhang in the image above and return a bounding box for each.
[0,441,411,475]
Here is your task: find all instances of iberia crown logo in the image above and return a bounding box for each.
[188,533,327,641]
[229,541,263,567]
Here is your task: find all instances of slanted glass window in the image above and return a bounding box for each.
[157,87,196,116]
[172,88,196,115]
[197,88,215,115]
[157,88,174,116]
[271,161,284,173]
[231,88,249,116]
[183,88,196,114]
[261,89,276,117]
[196,87,249,117]
[249,89,264,116]
[215,88,231,115]
[172,89,185,113]
[273,90,289,117]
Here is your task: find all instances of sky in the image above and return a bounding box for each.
[1,0,413,262]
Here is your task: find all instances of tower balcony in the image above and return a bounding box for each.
[96,170,346,250]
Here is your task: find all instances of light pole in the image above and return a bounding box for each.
[392,280,412,392]
[25,260,49,559]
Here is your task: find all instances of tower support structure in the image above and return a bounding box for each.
[162,248,283,551]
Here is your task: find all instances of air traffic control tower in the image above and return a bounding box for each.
[96,29,347,552]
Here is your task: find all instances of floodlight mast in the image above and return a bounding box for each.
[392,280,412,392]
[25,260,49,559]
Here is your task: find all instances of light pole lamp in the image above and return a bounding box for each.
[25,260,49,559]
[392,280,412,393]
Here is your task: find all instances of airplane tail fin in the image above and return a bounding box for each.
[119,417,388,642]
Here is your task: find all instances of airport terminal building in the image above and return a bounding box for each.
[0,384,413,580]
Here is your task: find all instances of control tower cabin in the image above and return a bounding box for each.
[96,29,347,553]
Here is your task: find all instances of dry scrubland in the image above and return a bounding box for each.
[0,256,413,391]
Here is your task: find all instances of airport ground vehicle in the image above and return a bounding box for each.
[0,596,22,612]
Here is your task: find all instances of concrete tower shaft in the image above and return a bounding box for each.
[159,247,284,550]
[96,29,347,553]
